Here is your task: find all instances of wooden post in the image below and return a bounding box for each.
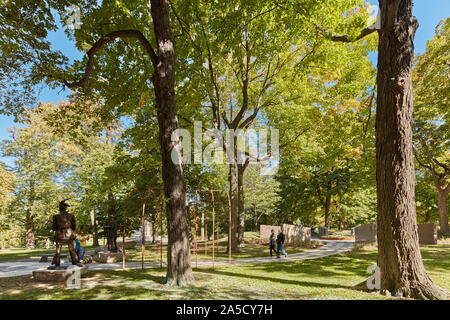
[141,200,146,270]
[204,193,208,257]
[210,190,215,268]
[194,190,198,268]
[160,194,164,269]
[226,190,232,264]
[123,190,131,270]
[150,189,157,264]
[216,192,221,253]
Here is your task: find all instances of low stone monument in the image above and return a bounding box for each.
[117,239,138,250]
[282,224,311,242]
[318,226,328,237]
[260,225,281,240]
[94,251,123,263]
[354,222,377,244]
[33,265,88,282]
[260,224,310,244]
[418,222,437,245]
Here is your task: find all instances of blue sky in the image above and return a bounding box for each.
[1,1,449,167]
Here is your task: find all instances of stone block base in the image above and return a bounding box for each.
[33,265,88,282]
[94,251,123,264]
[117,240,137,250]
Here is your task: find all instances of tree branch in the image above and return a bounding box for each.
[63,30,158,89]
[315,24,377,43]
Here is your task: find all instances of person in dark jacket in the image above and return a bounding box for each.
[276,229,287,258]
[269,229,277,257]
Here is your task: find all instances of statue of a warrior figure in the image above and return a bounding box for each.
[105,213,118,251]
[49,199,82,269]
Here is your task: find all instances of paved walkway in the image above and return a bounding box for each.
[0,240,354,278]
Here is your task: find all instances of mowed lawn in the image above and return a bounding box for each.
[0,244,448,300]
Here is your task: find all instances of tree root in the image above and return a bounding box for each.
[354,278,449,300]
[164,273,196,288]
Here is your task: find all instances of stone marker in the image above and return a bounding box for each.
[418,222,437,245]
[260,225,281,240]
[94,251,123,264]
[33,265,88,282]
[282,224,311,242]
[354,222,377,244]
[116,239,138,250]
[260,224,311,243]
[318,226,328,237]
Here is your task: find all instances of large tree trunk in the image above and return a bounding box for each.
[324,195,331,228]
[25,209,35,250]
[436,189,449,235]
[90,209,99,247]
[237,163,245,246]
[150,0,194,287]
[228,162,239,253]
[201,205,205,241]
[375,0,446,299]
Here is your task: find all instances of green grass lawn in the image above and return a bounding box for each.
[1,244,448,300]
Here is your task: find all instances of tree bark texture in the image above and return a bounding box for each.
[237,163,245,246]
[437,189,449,235]
[150,0,194,287]
[375,0,446,299]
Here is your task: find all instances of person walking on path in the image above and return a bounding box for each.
[276,229,287,258]
[78,232,89,262]
[269,229,277,257]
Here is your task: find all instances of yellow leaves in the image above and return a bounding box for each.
[81,42,92,52]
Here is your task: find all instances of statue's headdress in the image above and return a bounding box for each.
[59,199,71,210]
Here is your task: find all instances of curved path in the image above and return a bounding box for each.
[0,240,354,278]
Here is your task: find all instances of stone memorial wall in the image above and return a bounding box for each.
[260,224,311,243]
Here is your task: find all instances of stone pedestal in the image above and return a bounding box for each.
[354,222,377,244]
[318,226,328,237]
[33,265,88,282]
[418,222,437,244]
[117,240,137,250]
[94,251,123,264]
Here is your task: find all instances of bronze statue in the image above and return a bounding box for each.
[49,199,82,269]
[104,213,118,252]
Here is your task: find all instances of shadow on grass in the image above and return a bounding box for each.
[0,269,294,300]
[198,267,352,290]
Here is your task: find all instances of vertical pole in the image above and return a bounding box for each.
[160,194,164,269]
[194,190,198,268]
[216,191,221,253]
[123,191,130,270]
[210,190,215,268]
[150,189,157,264]
[226,190,232,264]
[141,199,146,270]
[204,192,208,257]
